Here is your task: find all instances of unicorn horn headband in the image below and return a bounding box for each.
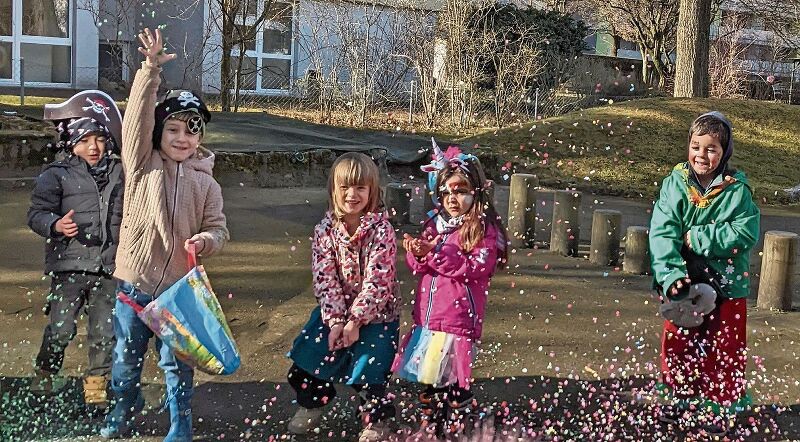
[421,138,480,213]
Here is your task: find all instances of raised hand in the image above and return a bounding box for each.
[137,27,176,68]
[55,209,78,237]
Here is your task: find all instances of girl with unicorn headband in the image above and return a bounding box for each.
[393,139,509,436]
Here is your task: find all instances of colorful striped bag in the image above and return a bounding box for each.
[117,244,240,375]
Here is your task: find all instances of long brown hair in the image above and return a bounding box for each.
[434,160,508,269]
[327,152,382,222]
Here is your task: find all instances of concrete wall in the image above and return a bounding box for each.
[134,0,207,91]
[202,0,424,97]
[74,0,100,88]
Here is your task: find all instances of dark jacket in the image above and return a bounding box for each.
[28,155,124,275]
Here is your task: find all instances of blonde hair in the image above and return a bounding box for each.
[328,152,382,220]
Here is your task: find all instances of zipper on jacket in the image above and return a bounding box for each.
[423,233,450,327]
[154,163,182,294]
[465,285,478,329]
[90,177,108,272]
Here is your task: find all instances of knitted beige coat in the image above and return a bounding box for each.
[114,62,229,296]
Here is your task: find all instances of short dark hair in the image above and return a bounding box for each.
[689,115,729,150]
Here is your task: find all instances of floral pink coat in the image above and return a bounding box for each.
[312,211,400,327]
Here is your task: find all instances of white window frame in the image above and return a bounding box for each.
[0,0,74,86]
[230,0,295,96]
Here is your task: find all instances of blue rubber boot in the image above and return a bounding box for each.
[98,393,144,439]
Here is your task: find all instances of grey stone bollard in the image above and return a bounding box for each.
[550,190,582,256]
[757,231,799,311]
[623,226,650,274]
[507,174,538,249]
[385,183,411,225]
[589,209,621,266]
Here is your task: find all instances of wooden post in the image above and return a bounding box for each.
[623,226,651,274]
[757,231,798,311]
[485,179,496,207]
[550,190,582,257]
[507,173,538,249]
[385,183,411,226]
[589,209,621,266]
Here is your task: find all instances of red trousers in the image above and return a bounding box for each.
[660,297,747,407]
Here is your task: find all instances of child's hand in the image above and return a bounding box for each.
[684,231,692,249]
[669,277,692,297]
[341,320,360,348]
[328,323,344,351]
[55,209,78,237]
[137,28,176,68]
[403,233,441,257]
[185,235,205,255]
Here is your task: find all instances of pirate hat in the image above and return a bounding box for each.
[43,90,123,148]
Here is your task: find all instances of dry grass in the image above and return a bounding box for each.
[462,97,800,205]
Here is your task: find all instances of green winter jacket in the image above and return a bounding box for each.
[649,162,760,299]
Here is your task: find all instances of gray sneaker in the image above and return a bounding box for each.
[287,406,326,434]
[358,421,394,442]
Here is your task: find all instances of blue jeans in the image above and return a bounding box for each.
[107,281,193,440]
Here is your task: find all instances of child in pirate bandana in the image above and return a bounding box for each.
[28,90,125,411]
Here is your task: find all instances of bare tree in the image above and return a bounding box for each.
[709,10,751,98]
[294,1,418,126]
[438,0,495,128]
[205,0,292,111]
[575,0,679,89]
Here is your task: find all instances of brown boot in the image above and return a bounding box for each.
[82,375,108,407]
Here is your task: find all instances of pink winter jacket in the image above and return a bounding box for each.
[407,219,500,339]
[312,211,400,327]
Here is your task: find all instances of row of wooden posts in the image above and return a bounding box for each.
[383,173,798,312]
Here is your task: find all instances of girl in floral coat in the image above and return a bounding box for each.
[287,152,400,442]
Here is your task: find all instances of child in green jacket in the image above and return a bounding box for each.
[649,112,760,437]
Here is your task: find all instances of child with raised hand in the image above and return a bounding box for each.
[649,112,760,437]
[99,28,229,441]
[28,90,124,410]
[286,152,400,442]
[393,140,508,436]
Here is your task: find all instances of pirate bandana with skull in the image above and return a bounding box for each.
[153,89,212,149]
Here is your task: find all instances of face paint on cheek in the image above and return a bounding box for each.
[461,195,474,208]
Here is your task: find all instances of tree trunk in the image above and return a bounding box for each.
[674,0,712,97]
[639,48,651,86]
[220,13,234,112]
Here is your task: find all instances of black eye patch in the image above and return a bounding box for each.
[187,115,203,134]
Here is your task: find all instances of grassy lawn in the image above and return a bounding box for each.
[4,93,799,205]
[462,97,800,205]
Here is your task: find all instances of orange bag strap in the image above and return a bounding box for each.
[187,242,197,269]
[117,292,144,313]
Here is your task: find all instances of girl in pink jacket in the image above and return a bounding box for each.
[393,141,508,436]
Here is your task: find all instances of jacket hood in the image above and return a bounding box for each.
[689,111,734,176]
[157,145,216,175]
